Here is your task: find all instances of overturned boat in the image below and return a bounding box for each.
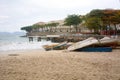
[67,36,118,52]
[95,37,118,48]
[67,37,99,51]
[43,41,67,51]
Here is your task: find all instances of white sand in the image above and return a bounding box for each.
[0,49,120,80]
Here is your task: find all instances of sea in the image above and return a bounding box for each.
[0,32,52,51]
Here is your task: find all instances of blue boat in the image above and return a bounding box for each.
[75,47,112,52]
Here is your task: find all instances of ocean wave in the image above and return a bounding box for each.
[0,41,52,51]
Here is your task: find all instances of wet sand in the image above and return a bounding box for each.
[0,49,120,80]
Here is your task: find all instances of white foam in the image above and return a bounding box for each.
[0,41,52,51]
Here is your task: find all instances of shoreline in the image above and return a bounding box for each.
[0,49,120,80]
[0,46,120,54]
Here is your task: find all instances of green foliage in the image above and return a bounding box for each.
[21,22,59,32]
[64,14,82,26]
[85,9,120,34]
[32,24,43,29]
[85,10,104,33]
[21,26,32,32]
[50,23,59,27]
[86,9,104,18]
[46,23,59,32]
[85,17,102,33]
[46,23,59,27]
[64,14,82,32]
[21,9,120,35]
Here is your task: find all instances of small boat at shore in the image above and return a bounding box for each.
[43,41,67,51]
[75,47,112,52]
[95,37,118,48]
[67,37,99,51]
[67,36,118,51]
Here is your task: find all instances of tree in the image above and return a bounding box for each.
[112,11,120,35]
[86,9,103,18]
[85,17,102,34]
[51,23,59,32]
[21,26,32,32]
[85,9,120,35]
[46,23,59,32]
[85,9,104,34]
[64,14,82,32]
[32,24,41,32]
[101,9,120,35]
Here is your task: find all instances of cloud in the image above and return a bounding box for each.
[20,0,94,9]
[0,16,9,19]
[0,0,120,32]
[0,15,9,24]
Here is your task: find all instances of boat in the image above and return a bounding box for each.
[43,41,67,51]
[95,37,118,48]
[67,37,99,51]
[75,47,112,52]
[42,43,59,51]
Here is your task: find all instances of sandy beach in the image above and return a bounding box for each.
[0,49,120,80]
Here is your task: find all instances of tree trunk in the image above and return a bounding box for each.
[50,27,52,32]
[75,25,78,33]
[108,24,111,35]
[99,26,102,34]
[70,25,72,32]
[114,24,117,35]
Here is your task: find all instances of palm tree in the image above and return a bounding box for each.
[47,23,59,32]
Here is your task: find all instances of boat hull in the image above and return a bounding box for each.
[67,37,99,51]
[75,47,112,52]
[43,42,67,51]
[95,37,118,48]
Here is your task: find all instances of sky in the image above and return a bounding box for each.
[0,0,120,32]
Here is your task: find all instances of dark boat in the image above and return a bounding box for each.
[75,47,112,52]
[43,41,67,51]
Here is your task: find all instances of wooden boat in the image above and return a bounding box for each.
[95,37,118,48]
[118,41,120,46]
[42,43,59,51]
[43,41,67,51]
[67,37,99,51]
